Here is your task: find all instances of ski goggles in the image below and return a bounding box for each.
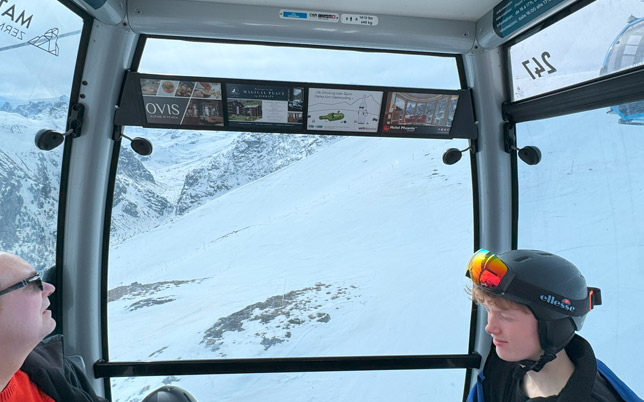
[466,249,602,315]
[466,249,511,290]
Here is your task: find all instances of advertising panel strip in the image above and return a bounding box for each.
[115,72,476,140]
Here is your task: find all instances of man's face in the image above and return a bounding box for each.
[0,253,56,354]
[483,302,542,362]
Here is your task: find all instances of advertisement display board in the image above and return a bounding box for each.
[307,88,383,133]
[115,72,476,139]
[140,78,224,127]
[382,92,459,136]
[226,83,304,130]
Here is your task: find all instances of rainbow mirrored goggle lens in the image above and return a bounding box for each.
[466,249,510,290]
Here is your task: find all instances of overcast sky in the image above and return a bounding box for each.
[137,39,460,89]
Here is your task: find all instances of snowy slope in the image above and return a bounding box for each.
[107,135,475,401]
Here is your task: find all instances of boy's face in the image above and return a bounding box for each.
[483,302,543,362]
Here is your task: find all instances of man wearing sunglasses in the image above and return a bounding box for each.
[465,249,641,402]
[0,251,107,402]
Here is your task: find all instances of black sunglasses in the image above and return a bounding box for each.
[0,273,44,297]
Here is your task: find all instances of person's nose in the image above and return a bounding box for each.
[485,312,499,336]
[42,281,55,296]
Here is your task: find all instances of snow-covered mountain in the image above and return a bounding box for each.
[0,98,342,262]
[111,128,340,243]
[0,99,67,269]
[174,132,340,215]
[1,95,70,122]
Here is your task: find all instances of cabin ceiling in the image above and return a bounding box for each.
[198,0,500,21]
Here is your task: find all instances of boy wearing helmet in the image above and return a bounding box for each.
[465,249,641,402]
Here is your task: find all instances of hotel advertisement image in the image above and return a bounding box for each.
[383,92,460,136]
[307,88,383,133]
[226,83,304,130]
[140,78,224,127]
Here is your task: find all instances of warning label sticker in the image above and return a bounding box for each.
[341,14,379,26]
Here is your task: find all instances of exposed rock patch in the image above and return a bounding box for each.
[108,278,208,302]
[201,283,357,354]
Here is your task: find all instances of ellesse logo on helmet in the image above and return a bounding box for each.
[539,295,575,311]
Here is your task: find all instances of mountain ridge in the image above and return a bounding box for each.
[0,97,343,265]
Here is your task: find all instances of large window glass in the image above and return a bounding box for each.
[139,40,461,89]
[509,0,644,100]
[107,41,473,401]
[0,0,83,269]
[517,107,644,395]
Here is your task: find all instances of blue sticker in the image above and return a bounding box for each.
[281,11,308,20]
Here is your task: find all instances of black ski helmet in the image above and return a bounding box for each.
[141,386,198,402]
[468,249,602,371]
[495,250,594,352]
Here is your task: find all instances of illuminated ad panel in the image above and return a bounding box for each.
[383,92,459,136]
[307,88,383,133]
[226,83,304,130]
[140,79,224,127]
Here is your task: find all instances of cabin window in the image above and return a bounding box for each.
[516,105,644,396]
[106,41,473,401]
[0,0,83,269]
[138,39,461,89]
[107,133,474,401]
[508,0,644,101]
